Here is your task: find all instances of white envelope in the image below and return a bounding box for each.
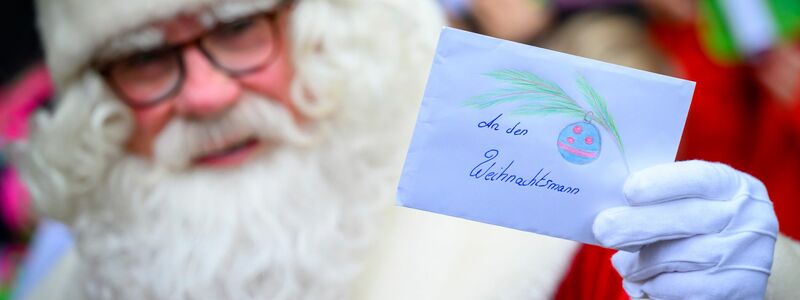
[397,27,695,245]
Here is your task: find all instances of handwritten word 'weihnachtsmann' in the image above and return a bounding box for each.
[469,149,580,195]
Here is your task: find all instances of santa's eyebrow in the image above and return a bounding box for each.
[94,27,166,64]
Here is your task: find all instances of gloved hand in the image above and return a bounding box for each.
[593,160,779,299]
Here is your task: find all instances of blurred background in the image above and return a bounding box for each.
[1,0,799,298]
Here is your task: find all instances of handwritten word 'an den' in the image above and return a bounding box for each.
[469,149,580,195]
[477,114,528,136]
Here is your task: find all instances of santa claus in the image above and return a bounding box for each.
[11,0,799,299]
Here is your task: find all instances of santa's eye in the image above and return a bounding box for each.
[214,18,256,38]
[123,48,174,68]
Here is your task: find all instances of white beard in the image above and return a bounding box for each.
[69,95,388,299]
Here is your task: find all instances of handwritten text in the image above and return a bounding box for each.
[469,149,580,195]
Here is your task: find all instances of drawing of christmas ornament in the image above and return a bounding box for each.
[467,70,627,167]
[557,113,601,164]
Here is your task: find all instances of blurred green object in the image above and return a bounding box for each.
[767,0,800,39]
[699,0,800,64]
[699,0,739,63]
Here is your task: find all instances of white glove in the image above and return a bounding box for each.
[593,160,779,300]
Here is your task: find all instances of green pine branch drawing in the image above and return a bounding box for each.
[575,76,626,159]
[465,69,627,165]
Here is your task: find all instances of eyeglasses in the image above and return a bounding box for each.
[99,12,281,108]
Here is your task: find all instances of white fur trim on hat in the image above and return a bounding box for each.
[35,0,280,89]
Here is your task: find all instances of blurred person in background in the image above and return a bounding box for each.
[438,0,637,45]
[439,0,553,44]
[644,0,800,280]
[6,0,799,299]
[544,10,669,74]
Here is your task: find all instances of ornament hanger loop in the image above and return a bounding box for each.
[584,111,594,123]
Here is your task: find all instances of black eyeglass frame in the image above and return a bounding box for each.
[98,11,283,109]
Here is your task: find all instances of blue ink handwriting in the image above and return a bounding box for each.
[469,149,580,195]
[477,114,528,136]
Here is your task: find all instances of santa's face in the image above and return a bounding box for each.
[67,5,384,299]
[101,4,298,168]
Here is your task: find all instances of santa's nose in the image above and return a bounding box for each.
[174,46,242,119]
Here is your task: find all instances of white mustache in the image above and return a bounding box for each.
[153,94,310,170]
